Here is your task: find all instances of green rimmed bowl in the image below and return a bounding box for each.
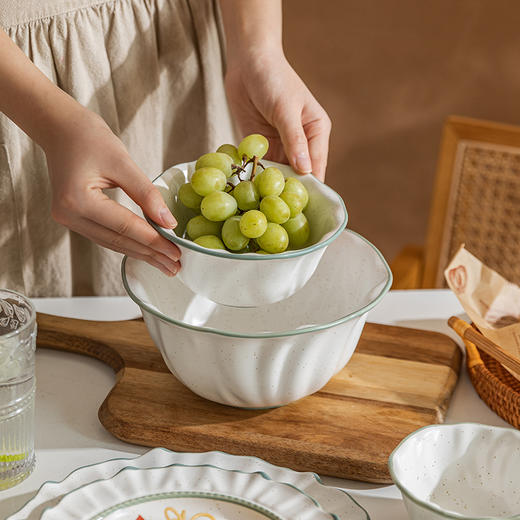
[389,423,520,520]
[122,230,391,408]
[148,160,347,307]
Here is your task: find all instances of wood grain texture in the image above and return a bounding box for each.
[449,316,520,376]
[36,313,461,483]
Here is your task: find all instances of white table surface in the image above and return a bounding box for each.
[0,290,510,520]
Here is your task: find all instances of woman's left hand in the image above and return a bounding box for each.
[225,51,331,182]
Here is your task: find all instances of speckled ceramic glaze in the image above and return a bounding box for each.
[148,160,347,307]
[389,423,520,520]
[122,230,391,408]
[9,448,369,520]
[39,463,335,520]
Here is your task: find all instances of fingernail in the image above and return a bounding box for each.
[295,153,312,173]
[160,207,177,228]
[159,266,174,277]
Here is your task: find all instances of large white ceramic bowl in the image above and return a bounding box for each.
[389,423,520,520]
[122,230,391,409]
[148,160,347,307]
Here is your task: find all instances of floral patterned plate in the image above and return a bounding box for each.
[7,448,369,520]
[39,464,334,520]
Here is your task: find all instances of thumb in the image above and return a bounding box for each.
[117,161,177,229]
[275,107,312,174]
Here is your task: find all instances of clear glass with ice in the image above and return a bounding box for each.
[0,289,36,489]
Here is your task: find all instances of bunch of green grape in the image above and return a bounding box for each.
[177,134,310,254]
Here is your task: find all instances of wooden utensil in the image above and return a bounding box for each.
[448,316,520,375]
[36,313,461,484]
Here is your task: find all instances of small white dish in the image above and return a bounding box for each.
[122,230,391,408]
[389,423,520,520]
[8,448,368,520]
[39,463,333,520]
[149,160,347,307]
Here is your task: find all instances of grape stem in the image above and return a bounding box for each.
[226,155,265,192]
[250,155,259,181]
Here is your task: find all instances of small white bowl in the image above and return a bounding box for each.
[122,230,391,408]
[148,160,347,307]
[389,423,520,520]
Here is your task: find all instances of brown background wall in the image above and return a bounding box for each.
[282,0,520,260]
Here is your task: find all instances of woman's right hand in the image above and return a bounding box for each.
[44,109,181,277]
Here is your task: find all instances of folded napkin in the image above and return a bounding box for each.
[445,245,520,369]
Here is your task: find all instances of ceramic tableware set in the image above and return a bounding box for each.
[123,160,393,409]
[11,163,520,520]
[8,162,387,520]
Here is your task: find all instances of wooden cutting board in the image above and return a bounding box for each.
[36,313,461,484]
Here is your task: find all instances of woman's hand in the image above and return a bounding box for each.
[225,52,331,181]
[44,109,181,276]
[219,0,331,181]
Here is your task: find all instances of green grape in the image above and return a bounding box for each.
[178,182,203,210]
[259,195,290,224]
[191,167,227,196]
[282,213,310,249]
[186,215,223,240]
[195,152,234,177]
[237,134,269,161]
[233,180,259,211]
[194,235,226,250]
[235,243,252,253]
[201,191,237,221]
[256,223,289,254]
[216,144,241,165]
[256,250,270,255]
[222,216,249,251]
[283,177,309,208]
[280,191,306,218]
[239,210,268,239]
[253,167,285,198]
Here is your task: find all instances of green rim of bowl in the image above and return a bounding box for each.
[388,422,520,520]
[146,166,348,260]
[121,229,392,339]
[38,462,338,520]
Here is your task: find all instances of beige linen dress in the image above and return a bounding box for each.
[0,0,235,297]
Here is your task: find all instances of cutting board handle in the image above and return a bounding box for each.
[36,313,125,372]
[36,313,166,375]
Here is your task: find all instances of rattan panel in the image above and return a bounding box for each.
[437,141,520,287]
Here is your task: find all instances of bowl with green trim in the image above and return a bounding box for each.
[122,229,391,409]
[389,423,520,520]
[148,160,347,307]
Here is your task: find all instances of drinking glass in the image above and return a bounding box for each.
[0,289,36,489]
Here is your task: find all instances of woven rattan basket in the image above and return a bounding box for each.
[465,338,520,428]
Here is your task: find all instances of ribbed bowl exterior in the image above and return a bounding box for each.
[143,310,367,408]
